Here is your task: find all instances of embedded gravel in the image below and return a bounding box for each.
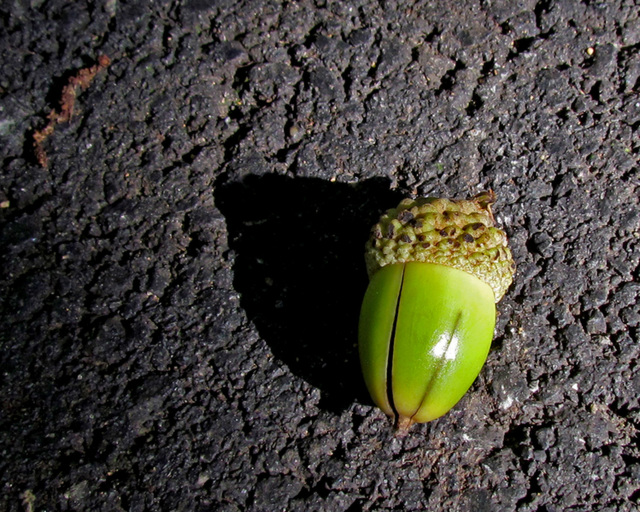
[1,1,640,511]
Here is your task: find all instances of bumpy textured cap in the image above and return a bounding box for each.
[365,191,515,302]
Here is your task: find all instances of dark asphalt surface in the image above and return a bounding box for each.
[1,1,640,510]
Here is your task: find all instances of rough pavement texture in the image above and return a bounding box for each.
[1,1,639,510]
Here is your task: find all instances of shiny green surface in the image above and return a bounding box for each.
[358,263,404,417]
[358,262,496,425]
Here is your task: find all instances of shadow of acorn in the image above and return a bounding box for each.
[215,174,402,413]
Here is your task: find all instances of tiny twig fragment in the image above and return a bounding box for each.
[32,54,111,168]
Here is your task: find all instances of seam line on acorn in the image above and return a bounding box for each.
[386,264,405,426]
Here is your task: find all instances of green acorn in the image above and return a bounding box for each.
[358,191,515,429]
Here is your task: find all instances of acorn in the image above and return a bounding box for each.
[358,191,515,430]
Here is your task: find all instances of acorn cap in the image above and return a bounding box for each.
[365,191,515,302]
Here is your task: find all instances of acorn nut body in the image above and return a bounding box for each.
[358,192,515,429]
